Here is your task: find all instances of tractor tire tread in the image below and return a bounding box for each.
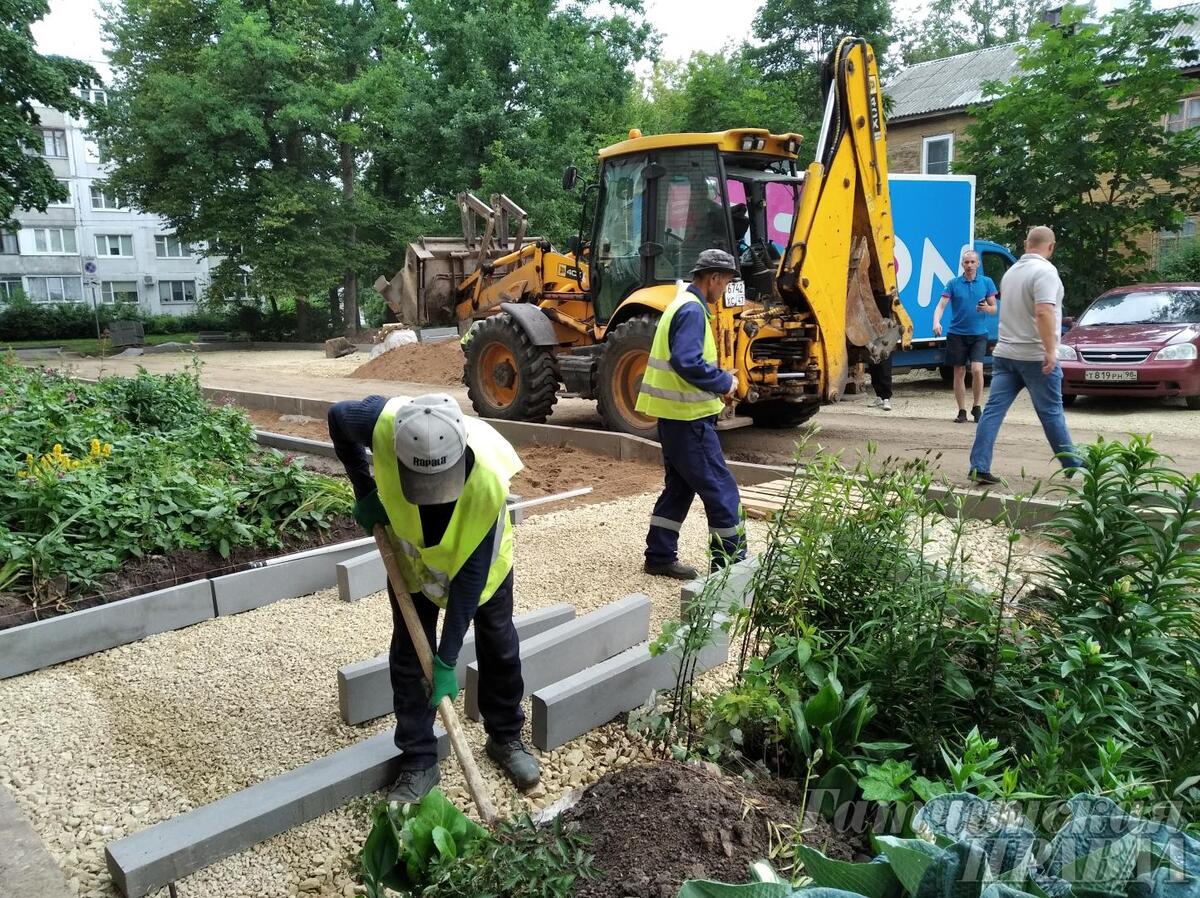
[463,313,560,423]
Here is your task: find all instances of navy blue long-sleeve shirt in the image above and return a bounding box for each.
[327,396,494,666]
[669,284,734,396]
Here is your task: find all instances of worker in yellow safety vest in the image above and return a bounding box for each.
[636,249,747,580]
[328,393,540,802]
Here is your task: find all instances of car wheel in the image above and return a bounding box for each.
[1186,395,1200,410]
[1062,393,1077,407]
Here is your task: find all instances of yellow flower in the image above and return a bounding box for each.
[102,443,112,456]
[90,438,101,457]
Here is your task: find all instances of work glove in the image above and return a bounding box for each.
[353,490,390,535]
[428,655,459,708]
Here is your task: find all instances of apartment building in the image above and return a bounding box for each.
[0,88,217,316]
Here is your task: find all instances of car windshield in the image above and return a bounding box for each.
[1077,289,1200,326]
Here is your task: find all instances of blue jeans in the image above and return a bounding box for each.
[969,356,1078,475]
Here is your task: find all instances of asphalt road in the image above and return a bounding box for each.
[58,350,1200,491]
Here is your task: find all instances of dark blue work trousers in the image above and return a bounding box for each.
[388,572,524,770]
[645,416,746,572]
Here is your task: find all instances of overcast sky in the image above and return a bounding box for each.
[31,0,1167,67]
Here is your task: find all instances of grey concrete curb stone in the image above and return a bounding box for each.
[0,581,214,681]
[0,785,73,898]
[104,728,450,898]
[337,603,577,725]
[680,555,762,621]
[336,550,385,603]
[210,537,374,616]
[531,624,729,751]
[464,594,650,721]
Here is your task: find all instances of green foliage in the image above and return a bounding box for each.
[359,791,593,898]
[1155,239,1200,284]
[1,0,97,224]
[894,0,1045,66]
[360,790,486,897]
[959,1,1200,311]
[421,814,596,897]
[95,0,651,330]
[0,358,351,607]
[1012,436,1200,810]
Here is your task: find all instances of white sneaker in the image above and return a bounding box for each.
[870,397,885,408]
[882,399,891,411]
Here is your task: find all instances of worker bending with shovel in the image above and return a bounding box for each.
[328,393,540,803]
[637,248,747,580]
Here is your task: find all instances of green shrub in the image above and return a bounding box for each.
[0,358,351,608]
[1012,436,1200,809]
[1156,238,1200,282]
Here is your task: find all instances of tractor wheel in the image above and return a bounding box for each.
[463,313,559,423]
[744,399,821,429]
[596,314,659,440]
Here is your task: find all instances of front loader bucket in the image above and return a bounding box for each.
[374,236,477,326]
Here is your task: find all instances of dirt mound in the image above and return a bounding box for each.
[351,339,464,386]
[565,760,854,898]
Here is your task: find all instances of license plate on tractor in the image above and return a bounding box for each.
[723,281,745,308]
[1084,370,1138,382]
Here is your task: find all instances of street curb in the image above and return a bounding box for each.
[0,785,73,898]
[104,728,450,898]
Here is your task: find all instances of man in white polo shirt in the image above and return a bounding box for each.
[968,226,1078,484]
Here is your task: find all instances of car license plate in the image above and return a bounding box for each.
[1084,369,1137,382]
[723,281,745,308]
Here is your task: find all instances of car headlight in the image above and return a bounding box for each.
[1154,343,1198,361]
[1055,344,1078,361]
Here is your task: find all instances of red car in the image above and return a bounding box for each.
[1059,283,1200,410]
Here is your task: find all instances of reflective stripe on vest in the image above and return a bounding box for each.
[372,398,520,609]
[635,287,725,421]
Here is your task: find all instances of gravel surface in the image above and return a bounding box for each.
[0,493,1048,897]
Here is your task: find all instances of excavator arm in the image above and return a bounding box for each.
[777,37,912,401]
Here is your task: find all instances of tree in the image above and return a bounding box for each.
[97,0,650,330]
[959,1,1200,311]
[895,0,1045,66]
[628,49,805,138]
[0,0,96,225]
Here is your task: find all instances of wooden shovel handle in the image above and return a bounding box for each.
[372,526,499,825]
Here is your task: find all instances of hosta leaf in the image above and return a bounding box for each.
[794,844,901,898]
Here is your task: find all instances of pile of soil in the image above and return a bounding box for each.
[351,340,464,386]
[565,761,856,898]
[0,515,360,631]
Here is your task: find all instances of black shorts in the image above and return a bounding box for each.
[945,332,987,367]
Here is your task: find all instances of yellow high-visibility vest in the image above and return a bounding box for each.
[636,288,725,420]
[372,399,521,607]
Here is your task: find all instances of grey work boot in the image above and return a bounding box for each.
[387,765,440,804]
[644,559,698,580]
[485,738,541,791]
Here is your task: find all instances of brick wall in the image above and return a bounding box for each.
[886,112,973,173]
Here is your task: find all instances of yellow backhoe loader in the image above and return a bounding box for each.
[374,37,912,440]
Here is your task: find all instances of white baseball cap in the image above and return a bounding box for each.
[393,394,469,505]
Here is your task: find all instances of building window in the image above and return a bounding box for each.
[31,227,78,254]
[41,129,68,158]
[95,234,134,257]
[159,280,197,303]
[155,234,191,258]
[90,184,128,210]
[922,134,954,175]
[0,277,23,301]
[83,138,109,164]
[1158,217,1198,264]
[26,276,84,303]
[1166,97,1200,132]
[101,280,139,304]
[1,229,18,254]
[81,87,108,105]
[48,179,72,207]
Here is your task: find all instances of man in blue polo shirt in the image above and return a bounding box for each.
[932,250,998,423]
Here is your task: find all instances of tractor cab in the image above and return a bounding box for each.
[577,130,804,325]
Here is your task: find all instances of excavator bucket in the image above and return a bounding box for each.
[844,237,903,363]
[372,193,538,326]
